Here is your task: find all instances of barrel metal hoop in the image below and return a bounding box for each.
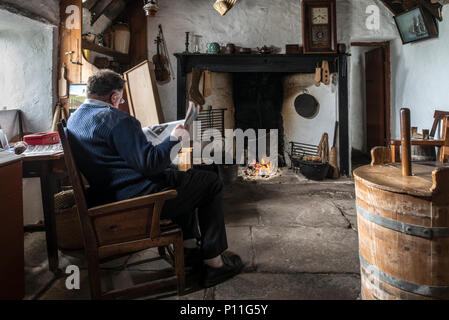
[360,254,449,297]
[356,204,449,240]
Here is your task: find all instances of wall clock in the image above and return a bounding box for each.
[302,0,337,54]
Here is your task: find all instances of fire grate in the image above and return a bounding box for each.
[290,141,319,164]
[195,107,225,140]
[289,141,330,181]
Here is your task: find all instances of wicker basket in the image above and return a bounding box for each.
[54,190,84,250]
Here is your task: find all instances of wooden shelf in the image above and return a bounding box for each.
[82,39,130,64]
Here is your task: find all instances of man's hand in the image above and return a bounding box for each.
[171,124,189,142]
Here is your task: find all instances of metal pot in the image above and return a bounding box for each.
[294,91,319,119]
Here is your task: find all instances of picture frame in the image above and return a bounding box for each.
[394,6,439,45]
[68,84,87,114]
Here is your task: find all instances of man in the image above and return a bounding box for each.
[67,70,243,288]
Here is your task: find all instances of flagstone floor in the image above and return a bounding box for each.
[25,169,361,300]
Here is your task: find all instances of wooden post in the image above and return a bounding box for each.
[400,108,412,176]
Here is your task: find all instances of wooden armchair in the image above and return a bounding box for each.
[57,122,184,300]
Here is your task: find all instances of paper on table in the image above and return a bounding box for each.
[22,144,64,157]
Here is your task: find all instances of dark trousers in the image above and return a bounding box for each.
[149,168,228,260]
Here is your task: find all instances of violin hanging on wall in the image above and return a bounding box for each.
[153,36,170,84]
[153,25,175,84]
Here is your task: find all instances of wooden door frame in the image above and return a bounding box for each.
[351,41,391,146]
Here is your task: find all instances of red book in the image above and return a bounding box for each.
[24,132,60,146]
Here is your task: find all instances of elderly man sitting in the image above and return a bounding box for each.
[67,69,243,288]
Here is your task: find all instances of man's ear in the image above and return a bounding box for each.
[110,92,119,105]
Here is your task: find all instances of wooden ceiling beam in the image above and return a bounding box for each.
[82,0,100,11]
[89,0,114,25]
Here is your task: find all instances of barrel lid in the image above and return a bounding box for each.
[353,163,443,198]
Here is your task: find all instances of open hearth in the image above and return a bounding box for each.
[174,53,349,176]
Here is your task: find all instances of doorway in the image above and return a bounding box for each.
[350,42,391,169]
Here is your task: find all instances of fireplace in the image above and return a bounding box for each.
[174,53,350,175]
[233,72,285,167]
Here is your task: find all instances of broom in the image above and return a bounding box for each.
[329,121,340,179]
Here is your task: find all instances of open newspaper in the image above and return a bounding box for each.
[142,102,198,145]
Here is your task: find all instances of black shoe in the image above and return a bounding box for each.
[201,254,244,288]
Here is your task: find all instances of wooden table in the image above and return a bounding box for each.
[22,153,66,274]
[0,154,24,299]
[390,139,445,163]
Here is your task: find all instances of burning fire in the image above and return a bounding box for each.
[247,157,277,177]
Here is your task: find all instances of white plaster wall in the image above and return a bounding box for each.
[0,9,54,133]
[390,5,449,139]
[0,8,56,225]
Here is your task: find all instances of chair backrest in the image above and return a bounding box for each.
[430,110,449,138]
[57,121,91,226]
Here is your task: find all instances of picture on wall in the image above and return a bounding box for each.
[69,84,87,114]
[394,6,439,44]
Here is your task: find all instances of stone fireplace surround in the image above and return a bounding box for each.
[175,53,349,176]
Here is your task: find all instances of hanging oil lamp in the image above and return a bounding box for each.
[143,0,159,17]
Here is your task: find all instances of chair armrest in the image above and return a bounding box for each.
[88,190,178,217]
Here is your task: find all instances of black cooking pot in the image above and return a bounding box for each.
[294,92,319,119]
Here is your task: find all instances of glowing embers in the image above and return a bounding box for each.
[244,157,278,178]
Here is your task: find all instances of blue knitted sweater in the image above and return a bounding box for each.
[67,102,179,202]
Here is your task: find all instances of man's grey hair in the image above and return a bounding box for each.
[87,69,126,97]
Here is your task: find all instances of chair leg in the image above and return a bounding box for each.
[158,247,166,258]
[86,257,103,300]
[173,236,185,296]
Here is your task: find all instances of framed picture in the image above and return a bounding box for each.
[380,0,443,21]
[394,6,438,44]
[68,84,87,114]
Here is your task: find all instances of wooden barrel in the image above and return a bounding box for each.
[411,145,436,161]
[354,162,449,300]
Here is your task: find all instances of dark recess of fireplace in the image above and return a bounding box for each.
[233,72,285,166]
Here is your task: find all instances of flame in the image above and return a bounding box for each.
[249,157,276,176]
